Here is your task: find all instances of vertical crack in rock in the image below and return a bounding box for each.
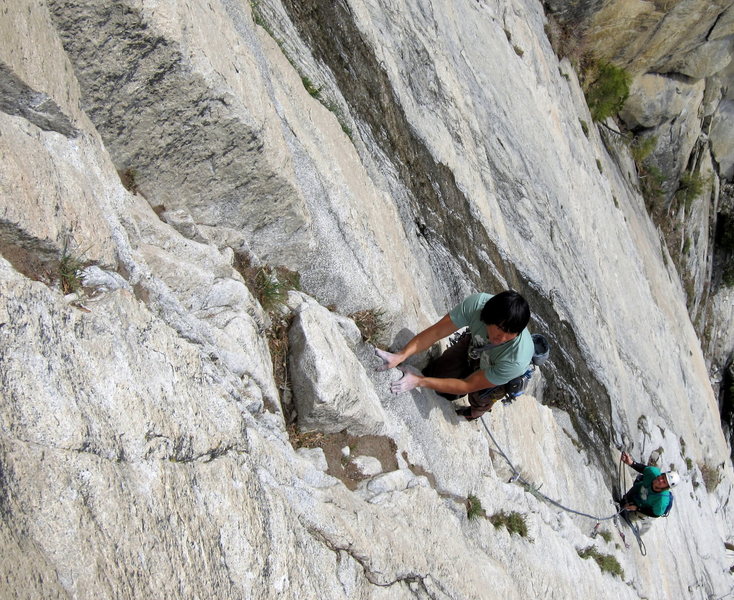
[0,62,78,137]
[280,0,618,477]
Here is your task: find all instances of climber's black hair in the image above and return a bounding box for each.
[480,290,530,334]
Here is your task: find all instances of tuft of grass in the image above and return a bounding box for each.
[640,165,666,208]
[489,511,528,537]
[301,76,321,98]
[234,254,300,314]
[578,546,624,578]
[676,171,707,210]
[596,159,603,173]
[254,268,299,312]
[598,529,613,544]
[59,239,88,295]
[579,119,589,137]
[349,308,388,346]
[700,462,722,493]
[513,45,524,57]
[583,61,631,122]
[466,495,486,520]
[685,457,694,471]
[630,135,657,164]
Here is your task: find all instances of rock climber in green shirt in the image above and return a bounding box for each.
[620,451,679,517]
[375,290,534,420]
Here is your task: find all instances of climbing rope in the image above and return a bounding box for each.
[479,416,621,522]
[616,455,647,556]
[478,413,653,554]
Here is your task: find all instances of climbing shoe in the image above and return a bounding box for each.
[455,407,478,421]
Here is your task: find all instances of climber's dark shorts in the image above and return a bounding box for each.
[423,333,506,419]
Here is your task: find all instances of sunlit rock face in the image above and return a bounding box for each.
[1,1,733,599]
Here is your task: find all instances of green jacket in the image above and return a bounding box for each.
[628,466,671,517]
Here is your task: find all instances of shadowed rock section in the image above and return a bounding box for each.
[46,0,313,265]
[0,62,78,137]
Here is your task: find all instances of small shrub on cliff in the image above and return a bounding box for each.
[118,168,140,195]
[59,239,88,295]
[577,546,624,578]
[579,119,589,137]
[676,171,708,210]
[349,308,388,346]
[630,135,657,164]
[598,529,613,544]
[700,462,722,493]
[489,511,528,537]
[640,165,666,208]
[234,254,300,313]
[466,495,486,520]
[583,62,631,122]
[301,76,321,98]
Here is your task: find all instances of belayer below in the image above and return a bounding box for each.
[375,290,547,421]
[619,451,679,518]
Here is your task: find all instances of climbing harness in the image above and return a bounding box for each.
[476,333,551,406]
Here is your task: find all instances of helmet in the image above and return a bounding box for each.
[665,471,680,488]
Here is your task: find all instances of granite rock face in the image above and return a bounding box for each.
[545,0,734,379]
[1,1,733,599]
[619,74,705,130]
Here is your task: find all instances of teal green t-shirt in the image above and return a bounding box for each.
[629,466,671,516]
[448,293,534,386]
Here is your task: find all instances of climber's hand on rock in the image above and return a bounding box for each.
[390,366,422,394]
[375,348,403,371]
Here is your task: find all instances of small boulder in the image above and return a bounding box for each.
[289,301,388,436]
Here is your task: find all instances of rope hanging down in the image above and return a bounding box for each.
[479,416,622,522]
[616,455,647,556]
